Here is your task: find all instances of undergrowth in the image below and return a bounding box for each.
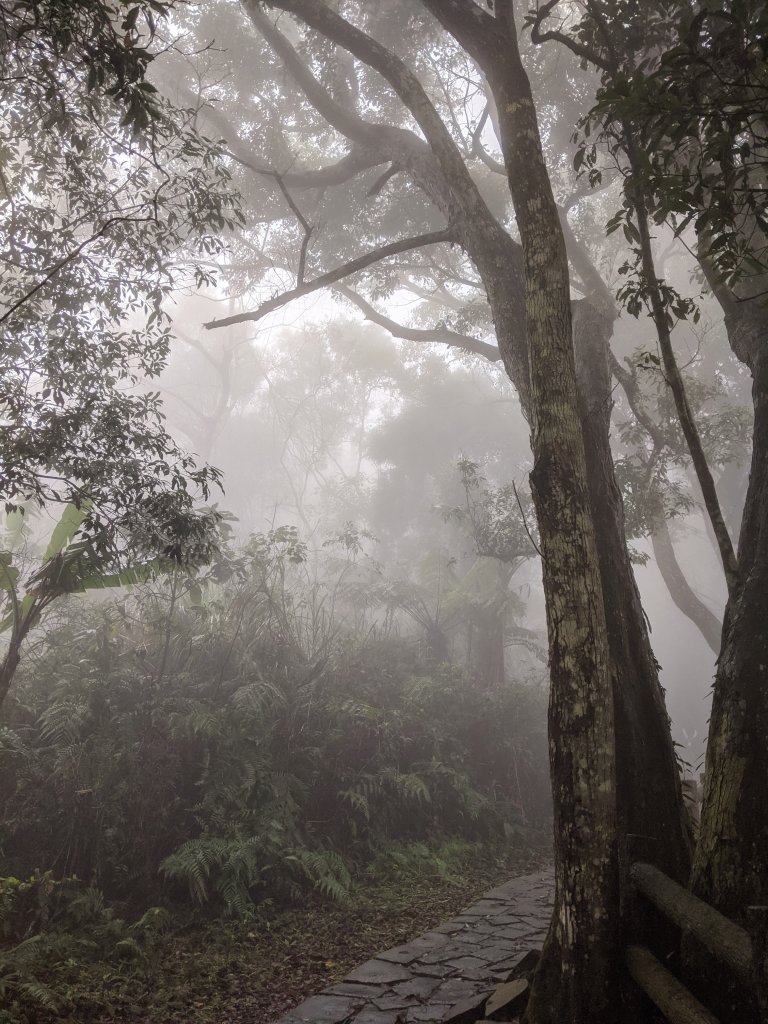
[0,532,550,1022]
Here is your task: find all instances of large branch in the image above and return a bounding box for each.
[334,284,501,362]
[256,0,491,225]
[230,145,385,190]
[203,228,455,330]
[245,0,530,408]
[170,78,386,189]
[651,520,722,655]
[245,3,382,148]
[419,0,505,74]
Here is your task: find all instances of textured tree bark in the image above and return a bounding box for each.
[693,347,768,916]
[481,23,620,1024]
[692,248,768,910]
[571,301,693,887]
[683,264,768,1020]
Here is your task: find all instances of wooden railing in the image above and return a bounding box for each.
[627,862,768,1024]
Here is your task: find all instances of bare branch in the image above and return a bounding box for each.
[168,77,387,189]
[268,169,313,284]
[229,144,386,190]
[204,228,456,330]
[334,283,501,362]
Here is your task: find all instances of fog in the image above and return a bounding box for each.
[1,3,758,1021]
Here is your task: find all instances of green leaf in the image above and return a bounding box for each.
[0,594,35,635]
[42,504,89,562]
[76,558,169,592]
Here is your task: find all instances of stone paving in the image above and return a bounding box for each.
[274,869,554,1024]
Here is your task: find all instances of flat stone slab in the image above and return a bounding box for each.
[272,868,553,1024]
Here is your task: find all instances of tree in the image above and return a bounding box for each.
[528,0,768,1014]
[192,2,692,1018]
[0,0,241,705]
[622,0,768,945]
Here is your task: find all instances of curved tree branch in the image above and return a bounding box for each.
[204,228,456,330]
[529,0,612,72]
[651,520,723,656]
[419,0,505,73]
[255,0,493,226]
[169,78,387,189]
[334,283,501,361]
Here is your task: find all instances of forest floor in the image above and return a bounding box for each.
[92,840,550,1024]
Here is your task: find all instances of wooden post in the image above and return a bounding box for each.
[626,945,720,1024]
[631,862,752,981]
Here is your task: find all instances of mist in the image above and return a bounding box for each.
[1,3,761,1023]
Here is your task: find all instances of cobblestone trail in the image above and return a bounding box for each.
[273,869,554,1024]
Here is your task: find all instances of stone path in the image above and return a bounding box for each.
[274,868,554,1024]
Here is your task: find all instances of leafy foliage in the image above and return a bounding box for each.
[0,0,240,560]
[0,872,169,1022]
[0,531,549,921]
[569,1,768,288]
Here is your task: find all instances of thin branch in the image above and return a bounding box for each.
[512,481,542,559]
[334,283,501,361]
[268,169,313,284]
[0,214,152,326]
[204,228,456,330]
[627,148,739,596]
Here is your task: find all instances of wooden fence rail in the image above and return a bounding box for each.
[627,861,768,1024]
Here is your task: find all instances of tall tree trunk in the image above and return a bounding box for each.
[249,7,690,1014]
[0,638,22,713]
[693,349,768,916]
[483,27,620,1024]
[572,299,693,888]
[416,9,689,1017]
[685,255,768,1019]
[692,247,768,904]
